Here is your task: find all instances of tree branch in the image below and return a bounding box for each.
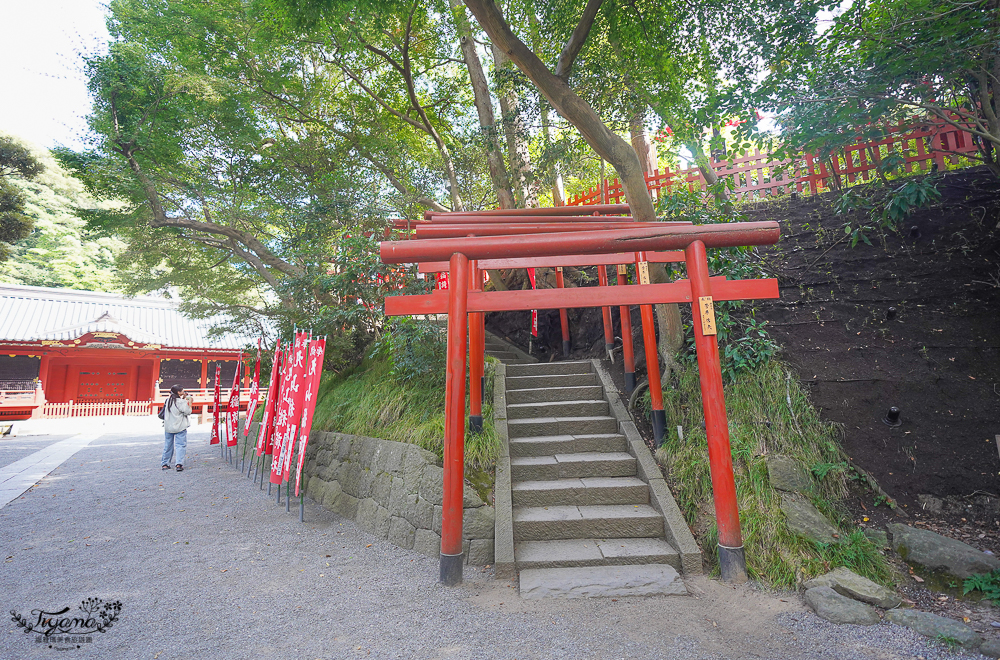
[463,0,655,221]
[554,0,603,80]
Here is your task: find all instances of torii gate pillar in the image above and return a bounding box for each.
[441,252,470,585]
[686,240,747,583]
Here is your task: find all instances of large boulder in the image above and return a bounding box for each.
[885,609,982,649]
[803,586,880,625]
[803,567,901,609]
[888,523,1000,579]
[766,455,813,493]
[781,493,839,544]
[980,638,1000,659]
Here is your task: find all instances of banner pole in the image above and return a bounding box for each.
[286,480,290,512]
[300,491,304,522]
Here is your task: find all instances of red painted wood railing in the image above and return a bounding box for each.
[566,118,979,205]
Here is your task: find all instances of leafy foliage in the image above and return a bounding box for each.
[368,318,447,384]
[0,135,45,261]
[834,175,941,247]
[0,135,123,289]
[758,0,1000,177]
[963,569,1000,605]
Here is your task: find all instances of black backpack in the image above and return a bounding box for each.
[157,399,168,420]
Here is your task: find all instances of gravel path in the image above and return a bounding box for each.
[0,427,988,659]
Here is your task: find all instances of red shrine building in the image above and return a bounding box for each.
[0,284,254,420]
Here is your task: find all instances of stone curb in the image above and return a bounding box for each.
[591,359,703,575]
[485,330,537,363]
[492,362,516,579]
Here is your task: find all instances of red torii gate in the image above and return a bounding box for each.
[381,219,780,586]
[418,250,691,438]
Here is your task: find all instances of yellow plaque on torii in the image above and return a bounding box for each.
[637,261,650,285]
[698,296,717,335]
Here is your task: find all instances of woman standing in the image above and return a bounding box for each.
[161,384,192,472]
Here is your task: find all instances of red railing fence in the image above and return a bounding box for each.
[566,118,980,206]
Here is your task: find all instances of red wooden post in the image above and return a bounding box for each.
[617,265,637,394]
[635,253,666,443]
[597,265,615,360]
[468,261,484,434]
[441,252,469,585]
[477,268,486,406]
[555,266,571,357]
[685,240,746,583]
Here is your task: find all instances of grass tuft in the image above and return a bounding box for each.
[652,359,897,588]
[310,354,502,475]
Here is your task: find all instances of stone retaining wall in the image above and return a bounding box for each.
[301,431,495,565]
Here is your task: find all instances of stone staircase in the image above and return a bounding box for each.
[483,331,535,364]
[499,359,698,599]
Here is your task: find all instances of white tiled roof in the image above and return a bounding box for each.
[0,284,252,350]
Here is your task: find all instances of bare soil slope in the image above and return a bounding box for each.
[747,166,1000,514]
[487,166,1000,526]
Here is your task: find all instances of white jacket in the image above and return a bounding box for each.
[163,397,192,433]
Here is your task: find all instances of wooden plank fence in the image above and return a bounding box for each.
[566,118,979,206]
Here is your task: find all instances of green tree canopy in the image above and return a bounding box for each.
[0,134,123,290]
[761,0,1000,176]
[0,134,44,261]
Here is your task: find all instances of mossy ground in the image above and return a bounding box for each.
[651,359,898,588]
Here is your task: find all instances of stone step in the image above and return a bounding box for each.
[486,350,519,361]
[509,433,627,457]
[511,451,635,481]
[506,361,593,377]
[507,415,618,438]
[505,373,599,390]
[518,564,686,600]
[512,476,648,507]
[513,504,664,541]
[507,399,609,420]
[506,385,605,405]
[514,538,679,570]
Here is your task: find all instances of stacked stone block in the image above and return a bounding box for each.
[302,431,495,565]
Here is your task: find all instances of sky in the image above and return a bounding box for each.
[0,0,110,150]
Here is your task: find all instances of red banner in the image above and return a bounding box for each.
[436,272,449,290]
[270,340,296,464]
[210,363,221,445]
[280,332,310,482]
[294,338,326,496]
[226,357,241,447]
[271,332,307,484]
[256,343,282,456]
[243,347,262,437]
[527,267,538,337]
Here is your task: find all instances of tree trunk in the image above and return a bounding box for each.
[630,107,683,383]
[449,0,516,210]
[541,102,566,205]
[529,12,565,206]
[491,44,537,208]
[629,112,657,174]
[464,0,656,222]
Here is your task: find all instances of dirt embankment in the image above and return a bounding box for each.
[487,166,1000,526]
[747,167,1000,519]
